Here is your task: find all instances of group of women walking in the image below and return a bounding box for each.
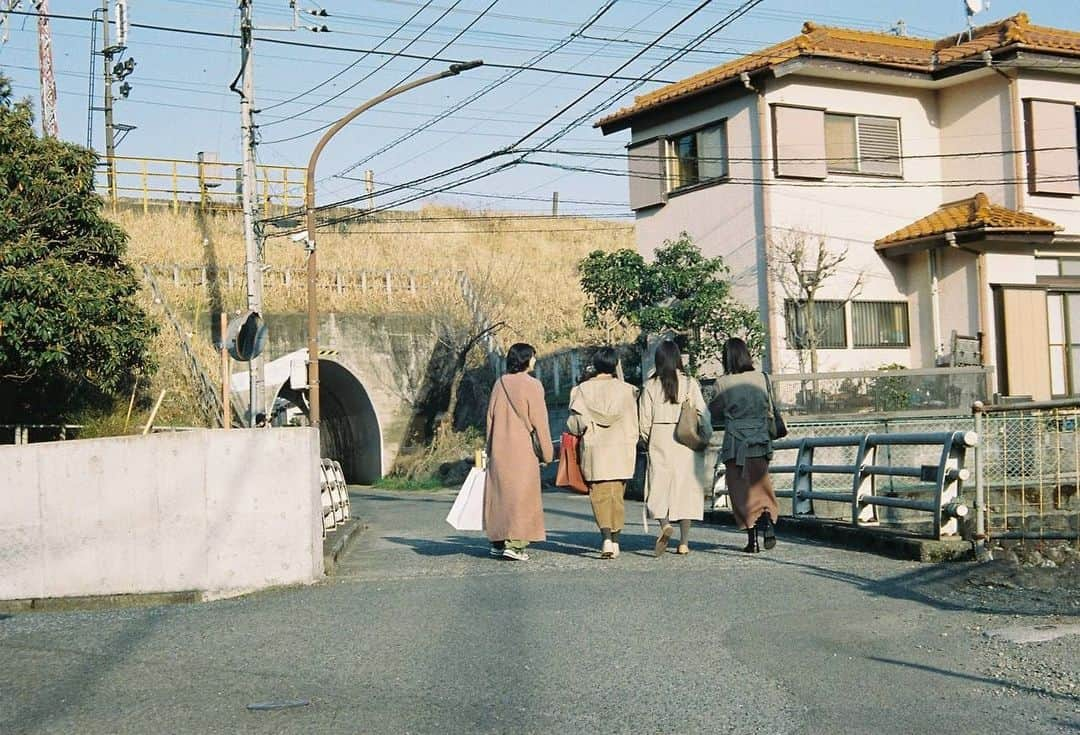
[481,338,779,561]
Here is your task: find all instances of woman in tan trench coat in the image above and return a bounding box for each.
[639,340,712,556]
[566,347,638,559]
[484,343,555,561]
[710,337,779,553]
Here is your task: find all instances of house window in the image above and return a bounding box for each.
[785,299,847,349]
[667,122,727,191]
[852,301,910,347]
[825,113,902,177]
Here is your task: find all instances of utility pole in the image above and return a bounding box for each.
[100,0,117,199]
[36,0,59,137]
[238,0,266,427]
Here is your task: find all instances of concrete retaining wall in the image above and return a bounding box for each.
[0,428,323,602]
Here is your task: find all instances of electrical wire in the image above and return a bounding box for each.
[259,0,436,113]
[332,0,620,177]
[259,0,462,133]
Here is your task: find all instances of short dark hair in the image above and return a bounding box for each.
[722,337,755,374]
[592,346,619,377]
[654,340,684,404]
[505,343,536,374]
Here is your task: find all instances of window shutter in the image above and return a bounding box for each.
[856,116,902,177]
[627,139,666,210]
[773,105,826,179]
[1024,99,1080,196]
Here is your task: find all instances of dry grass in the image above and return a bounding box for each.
[112,205,634,352]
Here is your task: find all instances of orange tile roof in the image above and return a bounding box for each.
[874,192,1061,247]
[597,13,1080,129]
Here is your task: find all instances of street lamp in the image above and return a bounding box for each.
[304,60,483,427]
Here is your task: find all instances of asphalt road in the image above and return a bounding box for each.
[1,488,1076,734]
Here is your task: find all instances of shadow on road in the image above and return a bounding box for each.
[869,656,1080,705]
[752,555,1076,616]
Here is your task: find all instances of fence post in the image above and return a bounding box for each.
[851,435,878,525]
[385,271,392,299]
[172,161,179,213]
[973,406,985,542]
[792,440,814,516]
[336,270,343,295]
[360,271,368,294]
[553,359,561,397]
[570,351,580,384]
[142,159,149,213]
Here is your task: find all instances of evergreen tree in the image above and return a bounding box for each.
[0,76,157,422]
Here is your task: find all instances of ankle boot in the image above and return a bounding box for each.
[742,528,759,553]
[756,511,776,550]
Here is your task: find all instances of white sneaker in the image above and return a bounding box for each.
[600,539,614,559]
[503,547,530,561]
[611,542,620,558]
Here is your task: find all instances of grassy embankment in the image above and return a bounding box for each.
[108,205,635,431]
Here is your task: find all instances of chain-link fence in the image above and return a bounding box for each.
[974,400,1080,544]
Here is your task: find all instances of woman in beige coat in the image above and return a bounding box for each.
[484,343,555,561]
[566,347,639,559]
[639,340,712,556]
[711,337,779,553]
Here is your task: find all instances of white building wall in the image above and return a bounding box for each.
[1016,72,1080,235]
[630,93,761,307]
[937,70,1014,207]
[763,77,944,372]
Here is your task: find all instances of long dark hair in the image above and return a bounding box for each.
[654,340,683,404]
[722,337,755,374]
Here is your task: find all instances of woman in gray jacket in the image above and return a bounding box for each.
[566,347,639,559]
[711,337,779,553]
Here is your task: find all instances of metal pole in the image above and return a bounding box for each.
[221,312,232,430]
[101,0,116,201]
[239,0,265,427]
[304,60,482,428]
[973,404,986,542]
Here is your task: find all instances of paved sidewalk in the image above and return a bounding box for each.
[1,488,1076,734]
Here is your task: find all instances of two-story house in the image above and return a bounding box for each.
[596,12,1079,399]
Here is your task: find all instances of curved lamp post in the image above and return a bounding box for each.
[304,60,483,427]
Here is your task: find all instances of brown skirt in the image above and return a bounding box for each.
[725,458,778,530]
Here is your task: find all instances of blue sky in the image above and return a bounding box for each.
[0,0,1076,217]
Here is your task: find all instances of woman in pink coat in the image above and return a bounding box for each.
[484,343,555,561]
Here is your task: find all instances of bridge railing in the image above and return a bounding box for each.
[97,154,305,215]
[714,430,977,539]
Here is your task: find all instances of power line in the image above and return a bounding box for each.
[258,0,436,113]
[333,0,619,178]
[276,0,772,230]
[259,0,461,134]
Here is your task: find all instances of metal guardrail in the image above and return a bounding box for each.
[97,154,305,215]
[713,430,976,539]
[320,459,351,536]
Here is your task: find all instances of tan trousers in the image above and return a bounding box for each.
[589,480,626,531]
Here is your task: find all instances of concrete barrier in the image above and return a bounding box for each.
[0,428,323,602]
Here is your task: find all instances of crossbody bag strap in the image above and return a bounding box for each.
[500,377,533,434]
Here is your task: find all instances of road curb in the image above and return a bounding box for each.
[323,517,366,576]
[0,590,201,614]
[703,509,973,562]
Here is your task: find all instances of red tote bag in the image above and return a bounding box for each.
[555,432,588,494]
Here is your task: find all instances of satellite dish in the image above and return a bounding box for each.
[965,0,984,15]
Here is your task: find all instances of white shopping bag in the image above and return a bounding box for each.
[446,467,486,531]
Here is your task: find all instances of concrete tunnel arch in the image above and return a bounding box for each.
[270,357,383,485]
[313,359,382,484]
